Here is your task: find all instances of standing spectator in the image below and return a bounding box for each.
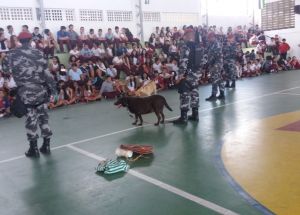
[43,29,56,59]
[5,25,15,39]
[68,24,79,49]
[105,28,114,43]
[279,39,290,60]
[97,29,106,42]
[32,27,43,49]
[57,26,70,53]
[78,27,87,49]
[0,28,9,53]
[113,26,121,43]
[87,29,97,48]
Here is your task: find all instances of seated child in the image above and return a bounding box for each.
[84,79,101,102]
[0,89,10,117]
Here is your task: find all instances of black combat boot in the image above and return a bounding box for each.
[40,138,51,154]
[188,108,199,122]
[173,110,188,125]
[205,94,217,101]
[25,140,40,158]
[224,80,230,88]
[217,90,225,100]
[230,80,236,88]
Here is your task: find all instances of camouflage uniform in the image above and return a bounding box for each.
[223,42,237,87]
[206,39,225,99]
[173,42,199,124]
[3,45,56,142]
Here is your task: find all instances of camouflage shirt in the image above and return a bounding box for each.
[223,42,238,63]
[178,43,190,77]
[207,40,223,66]
[177,42,199,91]
[3,45,56,105]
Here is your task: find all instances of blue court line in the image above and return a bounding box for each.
[215,141,275,215]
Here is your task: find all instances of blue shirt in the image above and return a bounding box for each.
[80,48,93,57]
[57,30,69,40]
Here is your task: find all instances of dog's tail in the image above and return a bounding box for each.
[164,99,173,111]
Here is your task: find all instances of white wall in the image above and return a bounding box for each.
[0,0,201,41]
[202,0,261,29]
[265,0,300,58]
[0,0,37,33]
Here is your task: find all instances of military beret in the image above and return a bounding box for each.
[18,32,32,40]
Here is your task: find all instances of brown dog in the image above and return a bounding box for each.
[135,81,157,97]
[114,95,173,126]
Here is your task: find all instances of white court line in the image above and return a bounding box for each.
[67,145,239,215]
[278,92,300,96]
[1,84,300,165]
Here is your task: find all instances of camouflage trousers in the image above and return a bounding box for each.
[210,63,225,95]
[25,103,52,142]
[180,89,199,111]
[224,61,236,81]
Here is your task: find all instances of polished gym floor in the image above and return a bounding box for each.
[1,70,300,215]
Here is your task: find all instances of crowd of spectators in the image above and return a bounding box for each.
[0,23,299,118]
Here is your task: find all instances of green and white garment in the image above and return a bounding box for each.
[96,159,129,174]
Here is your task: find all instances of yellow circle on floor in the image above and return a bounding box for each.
[222,111,300,215]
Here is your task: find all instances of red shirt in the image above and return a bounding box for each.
[279,42,290,53]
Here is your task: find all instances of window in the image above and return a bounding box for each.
[37,8,75,21]
[0,7,33,20]
[261,0,295,30]
[79,9,103,21]
[10,8,23,20]
[51,9,63,21]
[107,10,133,22]
[65,9,75,21]
[0,8,10,20]
[44,9,63,21]
[143,12,161,22]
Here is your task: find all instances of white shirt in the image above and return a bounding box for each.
[249,64,256,72]
[6,77,17,89]
[169,45,177,53]
[96,63,106,72]
[113,31,121,39]
[69,50,80,57]
[0,77,4,88]
[255,63,261,70]
[106,48,113,57]
[91,48,100,57]
[98,48,106,57]
[112,56,123,65]
[153,63,162,73]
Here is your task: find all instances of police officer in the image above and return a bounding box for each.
[205,32,225,101]
[3,32,56,158]
[223,39,237,88]
[172,40,199,125]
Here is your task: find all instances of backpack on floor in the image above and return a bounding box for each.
[120,144,153,155]
[96,159,129,174]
